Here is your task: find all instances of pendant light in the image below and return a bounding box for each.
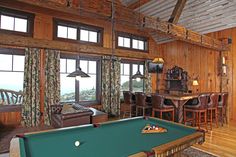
[131,64,146,81]
[67,56,90,80]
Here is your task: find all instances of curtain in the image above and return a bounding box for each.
[21,48,41,127]
[101,56,121,116]
[144,60,152,94]
[44,49,60,126]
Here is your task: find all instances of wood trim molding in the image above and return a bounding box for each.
[0,32,155,59]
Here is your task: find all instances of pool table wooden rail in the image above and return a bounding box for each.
[9,117,205,157]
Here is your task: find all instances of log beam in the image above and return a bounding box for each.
[168,0,187,24]
[128,0,151,10]
[0,32,154,59]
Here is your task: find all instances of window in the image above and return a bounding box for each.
[54,19,103,45]
[60,55,101,104]
[57,25,77,40]
[117,32,148,51]
[0,49,25,92]
[0,7,34,36]
[120,61,144,99]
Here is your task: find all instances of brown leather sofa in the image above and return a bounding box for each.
[51,104,93,128]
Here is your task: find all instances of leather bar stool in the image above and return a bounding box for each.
[184,94,208,131]
[207,93,219,130]
[218,92,228,126]
[135,92,152,116]
[152,94,175,121]
[121,91,136,118]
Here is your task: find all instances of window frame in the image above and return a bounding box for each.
[53,18,103,46]
[0,7,35,36]
[120,59,145,94]
[60,54,101,106]
[116,32,148,52]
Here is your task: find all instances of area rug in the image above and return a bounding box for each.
[0,125,53,154]
[0,126,217,157]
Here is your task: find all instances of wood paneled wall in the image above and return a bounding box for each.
[153,34,236,122]
[207,28,236,122]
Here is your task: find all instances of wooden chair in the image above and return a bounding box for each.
[207,93,219,130]
[135,92,152,116]
[152,94,175,121]
[218,92,228,126]
[184,94,208,131]
[121,91,135,118]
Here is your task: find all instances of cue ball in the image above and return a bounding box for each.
[75,141,80,147]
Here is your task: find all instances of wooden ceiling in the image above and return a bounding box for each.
[123,0,236,34]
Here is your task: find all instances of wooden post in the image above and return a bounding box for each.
[39,49,45,126]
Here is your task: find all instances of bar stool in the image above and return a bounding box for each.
[121,91,135,118]
[184,94,208,131]
[207,93,219,130]
[218,92,228,126]
[152,94,175,121]
[135,92,152,116]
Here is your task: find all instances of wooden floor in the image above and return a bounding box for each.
[194,122,236,157]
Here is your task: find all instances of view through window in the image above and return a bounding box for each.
[120,62,144,99]
[60,57,99,103]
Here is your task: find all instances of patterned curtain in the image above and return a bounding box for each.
[21,48,41,127]
[44,49,60,126]
[144,60,152,94]
[101,56,121,116]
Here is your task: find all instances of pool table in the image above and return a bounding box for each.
[10,117,205,157]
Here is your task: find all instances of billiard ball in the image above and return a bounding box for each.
[75,141,80,147]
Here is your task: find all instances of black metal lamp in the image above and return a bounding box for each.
[67,56,90,80]
[131,64,146,81]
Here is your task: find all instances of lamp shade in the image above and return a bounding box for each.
[67,67,90,78]
[152,57,164,63]
[192,80,199,86]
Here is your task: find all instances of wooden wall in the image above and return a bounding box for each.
[207,28,236,122]
[153,30,236,122]
[0,3,159,125]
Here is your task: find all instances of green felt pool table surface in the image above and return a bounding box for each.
[11,117,204,157]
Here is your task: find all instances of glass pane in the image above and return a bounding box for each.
[132,79,144,92]
[80,29,89,41]
[120,75,129,91]
[0,15,14,30]
[120,63,124,74]
[79,75,96,101]
[0,54,12,71]
[67,27,77,40]
[60,74,75,102]
[132,64,138,75]
[0,72,24,91]
[89,31,97,43]
[139,65,144,75]
[14,18,27,32]
[123,63,130,75]
[67,59,76,73]
[139,40,144,50]
[13,55,25,71]
[118,36,123,47]
[60,59,66,73]
[124,37,130,48]
[57,25,67,38]
[132,39,138,49]
[80,60,88,73]
[120,75,130,99]
[88,61,96,74]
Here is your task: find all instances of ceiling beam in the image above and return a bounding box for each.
[168,0,187,24]
[128,0,151,10]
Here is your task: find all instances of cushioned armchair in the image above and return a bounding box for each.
[51,104,93,128]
